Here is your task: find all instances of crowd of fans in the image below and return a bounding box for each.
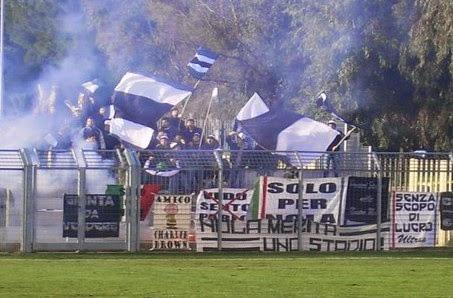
[43,90,342,194]
[70,102,254,153]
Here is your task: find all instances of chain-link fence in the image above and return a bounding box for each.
[1,149,451,252]
[378,152,453,247]
[0,148,142,252]
[0,150,25,252]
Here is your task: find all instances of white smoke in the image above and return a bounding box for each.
[1,151,119,246]
[0,3,103,150]
[0,1,119,241]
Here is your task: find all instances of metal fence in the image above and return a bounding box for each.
[0,149,451,252]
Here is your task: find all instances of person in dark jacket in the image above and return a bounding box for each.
[159,117,178,141]
[186,133,203,150]
[182,118,202,144]
[324,120,346,177]
[226,131,254,187]
[168,107,182,131]
[155,135,171,150]
[80,117,105,150]
[202,135,220,150]
[171,132,186,149]
[103,120,122,150]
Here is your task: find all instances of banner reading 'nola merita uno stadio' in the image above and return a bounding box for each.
[195,176,391,252]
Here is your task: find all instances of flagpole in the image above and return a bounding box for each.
[331,126,357,151]
[0,0,4,118]
[179,80,201,126]
[199,87,217,149]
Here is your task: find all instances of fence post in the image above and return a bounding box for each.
[449,153,453,192]
[295,152,304,251]
[214,149,223,251]
[19,148,34,252]
[75,149,87,252]
[373,152,383,251]
[124,149,141,252]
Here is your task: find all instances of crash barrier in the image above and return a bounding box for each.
[138,150,452,251]
[0,150,451,252]
[0,149,140,252]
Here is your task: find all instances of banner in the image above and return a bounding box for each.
[342,177,390,225]
[195,178,391,252]
[392,192,438,248]
[301,221,389,252]
[196,187,255,221]
[251,177,343,224]
[63,194,122,238]
[440,192,453,230]
[149,194,192,250]
[196,217,389,252]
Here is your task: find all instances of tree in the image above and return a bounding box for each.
[398,0,453,150]
[143,0,299,116]
[4,0,66,114]
[4,0,451,150]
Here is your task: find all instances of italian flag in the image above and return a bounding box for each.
[249,176,266,220]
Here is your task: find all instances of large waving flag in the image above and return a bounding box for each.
[316,92,356,126]
[81,79,99,94]
[109,118,154,149]
[236,93,339,154]
[110,72,192,148]
[187,47,219,80]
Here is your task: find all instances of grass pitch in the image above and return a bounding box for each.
[0,250,452,297]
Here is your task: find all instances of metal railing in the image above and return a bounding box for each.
[0,148,142,252]
[0,149,451,252]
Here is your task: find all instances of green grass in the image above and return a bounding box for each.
[1,250,452,297]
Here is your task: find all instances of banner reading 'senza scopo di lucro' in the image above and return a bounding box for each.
[392,192,438,248]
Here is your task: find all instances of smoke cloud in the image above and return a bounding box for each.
[0,2,106,150]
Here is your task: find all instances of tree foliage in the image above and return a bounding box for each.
[4,0,452,151]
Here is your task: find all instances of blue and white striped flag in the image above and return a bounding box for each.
[236,93,339,160]
[187,47,219,80]
[110,72,192,148]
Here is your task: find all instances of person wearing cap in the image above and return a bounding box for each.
[168,140,195,193]
[147,131,165,149]
[226,131,254,151]
[182,118,202,144]
[225,131,255,187]
[203,134,220,150]
[155,134,171,150]
[156,131,168,140]
[324,120,347,177]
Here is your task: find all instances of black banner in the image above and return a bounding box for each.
[63,194,122,238]
[344,177,390,225]
[440,192,453,230]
